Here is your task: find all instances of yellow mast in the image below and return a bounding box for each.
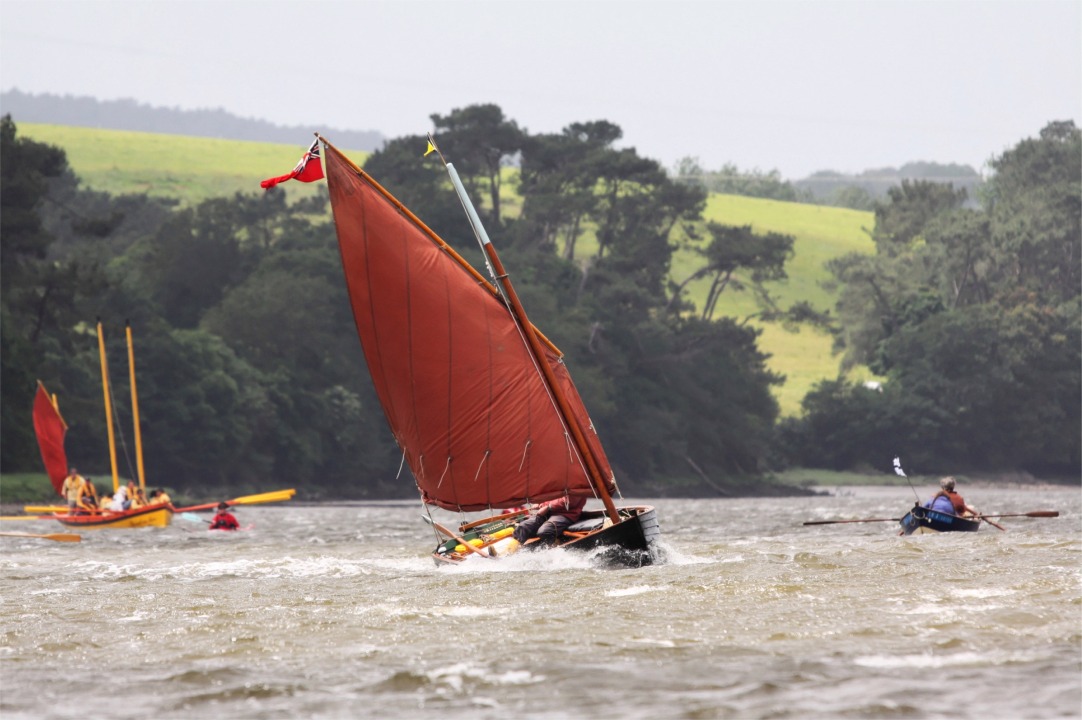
[96,320,121,493]
[125,322,147,493]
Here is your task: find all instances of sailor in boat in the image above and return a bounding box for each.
[208,502,240,531]
[77,479,101,514]
[126,481,147,509]
[923,476,978,517]
[108,485,129,512]
[512,495,588,547]
[148,488,172,505]
[61,468,86,513]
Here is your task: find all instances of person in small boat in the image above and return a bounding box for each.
[148,488,172,505]
[512,495,587,546]
[77,479,101,513]
[923,476,977,516]
[61,468,86,512]
[209,502,240,531]
[109,485,129,512]
[126,481,146,509]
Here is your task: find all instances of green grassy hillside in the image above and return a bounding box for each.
[20,123,369,205]
[18,123,875,415]
[687,195,877,412]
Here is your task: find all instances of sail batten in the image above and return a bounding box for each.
[324,140,615,512]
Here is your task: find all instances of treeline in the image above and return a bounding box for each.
[0,107,793,498]
[672,157,983,211]
[779,121,1080,475]
[1,108,1078,501]
[0,89,384,151]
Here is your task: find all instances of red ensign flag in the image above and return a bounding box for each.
[260,139,325,189]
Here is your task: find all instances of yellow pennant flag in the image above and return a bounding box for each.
[424,140,436,157]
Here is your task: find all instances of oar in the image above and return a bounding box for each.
[422,516,494,560]
[0,531,82,542]
[980,517,1007,531]
[23,505,69,513]
[803,517,902,525]
[172,488,296,513]
[976,510,1059,519]
[0,515,52,521]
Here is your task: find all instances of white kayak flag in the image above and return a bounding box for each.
[893,457,906,477]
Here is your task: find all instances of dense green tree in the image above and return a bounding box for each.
[0,115,67,299]
[430,104,523,227]
[786,121,1081,475]
[668,223,795,321]
[1,117,100,471]
[514,122,621,258]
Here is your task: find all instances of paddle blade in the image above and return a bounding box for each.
[0,531,81,542]
[173,488,296,513]
[230,489,296,506]
[1025,510,1059,517]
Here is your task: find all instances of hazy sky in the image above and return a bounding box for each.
[1,0,1079,179]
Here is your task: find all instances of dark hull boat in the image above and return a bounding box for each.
[433,506,661,566]
[899,505,981,535]
[321,135,663,567]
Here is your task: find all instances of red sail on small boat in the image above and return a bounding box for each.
[33,382,69,496]
[321,137,659,565]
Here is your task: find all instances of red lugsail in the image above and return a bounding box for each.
[33,382,69,496]
[324,142,615,512]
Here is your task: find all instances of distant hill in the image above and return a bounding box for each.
[794,162,984,206]
[0,89,384,151]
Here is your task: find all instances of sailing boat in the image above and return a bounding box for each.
[33,321,174,529]
[320,135,661,566]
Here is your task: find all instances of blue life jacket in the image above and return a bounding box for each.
[923,495,955,514]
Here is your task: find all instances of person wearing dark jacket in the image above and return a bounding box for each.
[209,502,240,531]
[512,495,587,546]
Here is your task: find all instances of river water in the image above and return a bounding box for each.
[1,485,1078,719]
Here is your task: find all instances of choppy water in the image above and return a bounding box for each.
[1,485,1079,719]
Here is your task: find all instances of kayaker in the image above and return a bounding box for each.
[923,476,977,516]
[61,468,86,512]
[513,495,586,546]
[209,502,240,531]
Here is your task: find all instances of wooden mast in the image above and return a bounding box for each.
[96,320,120,493]
[125,322,147,493]
[424,136,622,524]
